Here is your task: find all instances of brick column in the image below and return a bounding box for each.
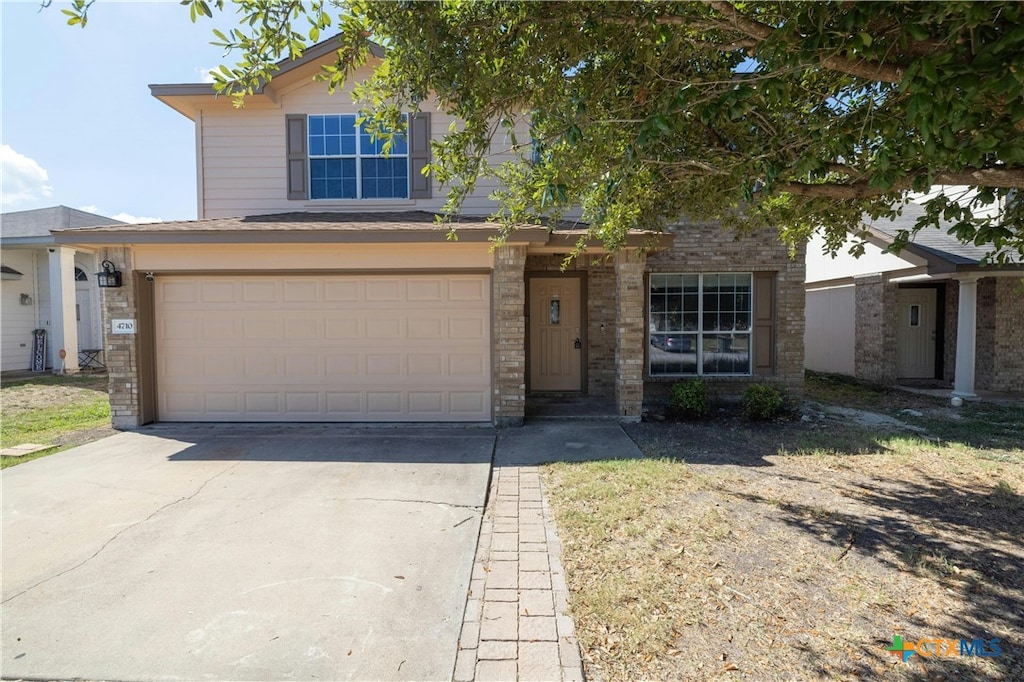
[854,273,897,384]
[99,247,141,429]
[493,245,527,426]
[614,250,646,419]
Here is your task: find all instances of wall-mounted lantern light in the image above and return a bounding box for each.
[96,260,123,288]
[20,293,33,305]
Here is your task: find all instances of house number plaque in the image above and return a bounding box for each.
[111,319,137,335]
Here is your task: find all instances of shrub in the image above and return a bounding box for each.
[669,379,709,419]
[742,384,784,420]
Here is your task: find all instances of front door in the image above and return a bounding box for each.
[896,288,937,378]
[529,277,583,391]
[75,286,94,349]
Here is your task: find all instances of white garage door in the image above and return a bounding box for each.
[154,274,491,422]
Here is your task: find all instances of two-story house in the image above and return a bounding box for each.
[55,37,805,428]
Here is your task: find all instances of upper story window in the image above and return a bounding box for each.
[308,114,409,200]
[649,273,753,376]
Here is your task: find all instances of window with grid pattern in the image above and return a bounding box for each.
[308,114,408,199]
[649,273,753,376]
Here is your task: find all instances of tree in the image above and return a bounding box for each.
[62,1,1024,262]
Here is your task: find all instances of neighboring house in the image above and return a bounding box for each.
[1,206,124,373]
[53,38,805,428]
[805,202,1024,397]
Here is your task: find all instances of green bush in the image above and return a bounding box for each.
[742,384,784,420]
[669,379,709,419]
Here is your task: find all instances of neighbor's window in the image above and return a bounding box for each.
[308,114,408,200]
[648,273,752,376]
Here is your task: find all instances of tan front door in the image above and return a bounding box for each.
[896,288,937,378]
[529,277,582,391]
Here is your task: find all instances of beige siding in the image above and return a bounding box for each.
[133,242,495,272]
[804,285,856,376]
[199,65,528,219]
[805,232,918,284]
[1,250,39,371]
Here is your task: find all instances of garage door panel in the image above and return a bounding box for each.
[325,355,362,376]
[448,278,487,301]
[326,392,362,415]
[451,391,488,415]
[408,278,444,301]
[365,279,402,302]
[325,318,364,339]
[201,281,237,303]
[245,393,281,414]
[155,274,491,422]
[450,317,487,340]
[408,392,445,414]
[367,392,403,413]
[283,279,320,302]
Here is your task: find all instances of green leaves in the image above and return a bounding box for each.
[48,0,1024,261]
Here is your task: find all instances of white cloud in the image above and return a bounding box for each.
[78,204,100,214]
[112,212,162,224]
[0,144,53,209]
[195,66,218,84]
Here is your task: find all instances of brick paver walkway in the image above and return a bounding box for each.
[454,466,583,681]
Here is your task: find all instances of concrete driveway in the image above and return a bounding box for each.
[2,425,494,681]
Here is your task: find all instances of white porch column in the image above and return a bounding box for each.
[47,246,80,373]
[952,276,978,398]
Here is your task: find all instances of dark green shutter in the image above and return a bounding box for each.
[409,112,432,199]
[286,114,307,200]
[753,272,776,375]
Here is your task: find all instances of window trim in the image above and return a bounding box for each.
[307,113,409,201]
[286,112,431,201]
[647,272,754,377]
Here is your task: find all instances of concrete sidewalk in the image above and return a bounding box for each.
[456,422,643,681]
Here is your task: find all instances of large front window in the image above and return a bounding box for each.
[649,273,752,376]
[308,114,408,200]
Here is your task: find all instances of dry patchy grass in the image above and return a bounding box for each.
[544,383,1024,681]
[1,374,113,466]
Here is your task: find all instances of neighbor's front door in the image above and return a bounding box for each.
[529,277,582,391]
[896,287,937,378]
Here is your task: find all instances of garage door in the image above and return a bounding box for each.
[154,274,491,422]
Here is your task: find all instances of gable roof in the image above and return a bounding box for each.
[1,205,124,244]
[150,35,382,119]
[862,202,1021,271]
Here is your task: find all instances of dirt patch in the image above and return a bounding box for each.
[2,375,109,415]
[545,385,1024,681]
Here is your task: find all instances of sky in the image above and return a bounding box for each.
[1,0,239,223]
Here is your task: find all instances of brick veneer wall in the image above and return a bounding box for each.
[644,224,806,406]
[98,247,141,429]
[615,251,646,418]
[525,254,616,397]
[989,277,1024,392]
[493,245,527,426]
[975,278,997,390]
[944,276,1023,392]
[854,274,898,384]
[943,283,958,385]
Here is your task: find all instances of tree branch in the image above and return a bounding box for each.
[705,1,906,83]
[777,167,1024,199]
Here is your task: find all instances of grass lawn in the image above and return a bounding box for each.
[545,375,1023,681]
[1,374,112,468]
